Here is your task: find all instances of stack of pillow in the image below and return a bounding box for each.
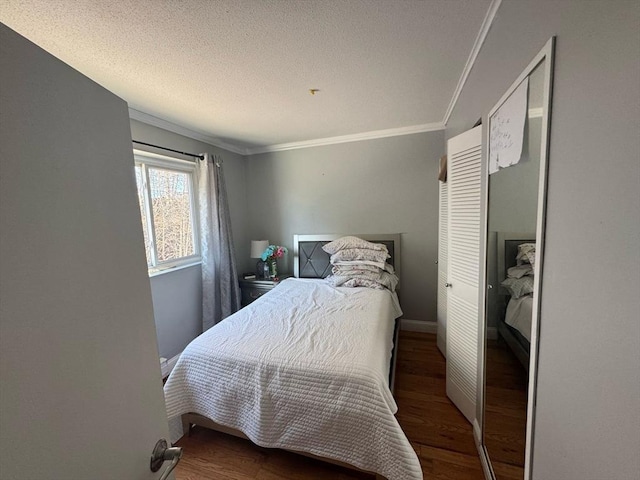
[501,243,536,298]
[322,236,399,292]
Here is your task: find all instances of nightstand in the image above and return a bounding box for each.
[239,275,292,307]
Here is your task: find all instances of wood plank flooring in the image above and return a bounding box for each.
[483,340,528,479]
[174,331,487,479]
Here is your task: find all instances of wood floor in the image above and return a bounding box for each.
[483,339,528,479]
[173,332,507,479]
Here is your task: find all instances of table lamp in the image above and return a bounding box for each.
[250,240,269,278]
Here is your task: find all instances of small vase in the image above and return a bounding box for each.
[269,259,278,279]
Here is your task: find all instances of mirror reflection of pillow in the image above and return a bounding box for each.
[516,243,536,267]
[524,250,536,267]
[507,265,533,279]
[501,276,534,298]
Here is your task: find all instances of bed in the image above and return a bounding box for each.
[163,234,422,480]
[496,232,536,372]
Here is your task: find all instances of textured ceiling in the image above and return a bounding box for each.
[0,0,493,153]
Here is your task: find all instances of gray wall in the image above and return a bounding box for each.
[148,264,202,360]
[246,131,444,322]
[130,120,250,359]
[486,116,541,236]
[447,1,640,478]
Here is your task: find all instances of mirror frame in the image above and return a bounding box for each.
[477,36,555,480]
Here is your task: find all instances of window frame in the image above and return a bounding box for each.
[134,150,201,276]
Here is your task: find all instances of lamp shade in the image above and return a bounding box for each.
[250,240,269,258]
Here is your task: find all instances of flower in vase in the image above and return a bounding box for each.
[261,245,288,278]
[260,244,288,262]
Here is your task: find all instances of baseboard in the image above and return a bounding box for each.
[436,332,447,358]
[400,319,438,334]
[168,416,184,444]
[473,419,482,445]
[161,353,181,379]
[486,326,498,340]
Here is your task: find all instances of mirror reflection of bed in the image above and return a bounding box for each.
[496,234,536,371]
[484,233,536,473]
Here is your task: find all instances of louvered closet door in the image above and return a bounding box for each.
[446,125,482,424]
[437,180,448,357]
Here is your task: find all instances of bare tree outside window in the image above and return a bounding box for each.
[134,156,199,271]
[149,168,195,262]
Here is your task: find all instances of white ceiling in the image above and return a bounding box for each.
[0,0,495,154]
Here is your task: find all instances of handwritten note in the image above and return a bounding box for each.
[489,77,529,174]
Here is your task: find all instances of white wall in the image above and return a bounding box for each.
[246,131,444,322]
[130,120,250,358]
[447,1,640,478]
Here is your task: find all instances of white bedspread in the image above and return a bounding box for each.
[163,278,422,480]
[505,294,534,341]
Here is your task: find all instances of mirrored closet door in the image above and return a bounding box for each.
[479,38,555,480]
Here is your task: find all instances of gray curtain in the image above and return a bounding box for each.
[197,153,241,331]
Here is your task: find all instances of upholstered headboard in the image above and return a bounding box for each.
[293,234,401,279]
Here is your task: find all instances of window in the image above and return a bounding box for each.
[134,151,200,273]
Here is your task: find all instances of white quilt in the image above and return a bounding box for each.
[163,278,422,480]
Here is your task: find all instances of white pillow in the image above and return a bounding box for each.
[330,248,390,265]
[322,236,388,255]
[333,260,395,274]
[376,271,399,291]
[327,270,399,292]
[332,264,380,275]
[328,275,385,290]
[342,278,387,290]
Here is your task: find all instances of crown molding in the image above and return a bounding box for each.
[442,0,502,126]
[246,122,445,155]
[130,106,444,156]
[128,107,248,155]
